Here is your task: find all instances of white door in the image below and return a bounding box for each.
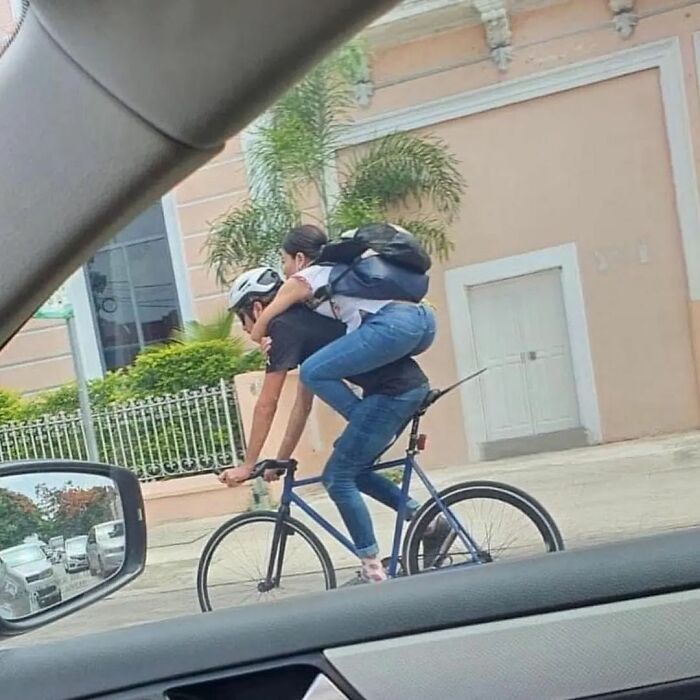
[468,269,580,442]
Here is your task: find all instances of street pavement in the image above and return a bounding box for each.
[8,430,700,648]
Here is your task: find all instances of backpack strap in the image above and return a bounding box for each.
[306,259,359,309]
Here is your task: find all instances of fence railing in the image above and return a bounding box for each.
[0,379,246,482]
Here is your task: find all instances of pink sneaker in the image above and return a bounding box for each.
[360,559,388,583]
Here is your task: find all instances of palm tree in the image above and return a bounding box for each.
[206,41,465,284]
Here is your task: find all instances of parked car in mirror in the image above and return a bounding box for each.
[48,536,66,564]
[0,543,61,610]
[86,521,126,578]
[63,536,89,574]
[0,556,33,619]
[0,462,145,635]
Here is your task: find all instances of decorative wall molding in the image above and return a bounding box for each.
[162,193,196,323]
[609,0,638,40]
[353,51,375,108]
[66,268,104,380]
[474,0,513,71]
[340,38,700,302]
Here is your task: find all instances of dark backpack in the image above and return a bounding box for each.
[312,223,431,304]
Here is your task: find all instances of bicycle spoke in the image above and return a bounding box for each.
[200,515,332,612]
[407,485,560,575]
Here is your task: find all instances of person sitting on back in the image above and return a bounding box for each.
[248,224,436,423]
[219,266,432,583]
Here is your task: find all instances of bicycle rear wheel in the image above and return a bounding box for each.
[402,481,564,576]
[197,511,336,612]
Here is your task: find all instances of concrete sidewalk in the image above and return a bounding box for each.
[144,429,700,573]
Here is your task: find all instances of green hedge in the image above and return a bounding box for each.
[128,339,263,397]
[0,336,264,478]
[0,339,264,425]
[0,389,22,423]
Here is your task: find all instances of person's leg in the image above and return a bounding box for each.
[322,385,429,581]
[411,304,437,357]
[353,387,429,516]
[319,381,361,422]
[300,304,434,410]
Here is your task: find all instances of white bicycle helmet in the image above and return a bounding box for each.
[227,266,282,312]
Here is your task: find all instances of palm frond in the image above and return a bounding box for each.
[247,42,365,211]
[328,195,383,235]
[204,41,464,282]
[339,132,465,220]
[171,313,235,344]
[394,216,456,261]
[205,198,298,284]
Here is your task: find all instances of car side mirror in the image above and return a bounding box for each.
[0,460,146,637]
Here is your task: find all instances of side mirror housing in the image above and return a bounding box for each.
[0,460,146,636]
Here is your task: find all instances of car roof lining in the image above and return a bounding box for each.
[0,0,397,349]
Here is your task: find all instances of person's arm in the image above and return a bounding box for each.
[219,370,287,486]
[277,383,314,460]
[250,278,310,344]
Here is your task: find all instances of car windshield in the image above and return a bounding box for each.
[95,523,124,541]
[1,546,45,567]
[3,0,700,652]
[64,538,87,554]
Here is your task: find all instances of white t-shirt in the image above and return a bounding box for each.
[293,265,389,332]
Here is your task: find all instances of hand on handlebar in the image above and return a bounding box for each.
[217,459,289,487]
[263,468,282,483]
[217,464,254,487]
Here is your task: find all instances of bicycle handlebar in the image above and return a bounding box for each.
[244,459,297,482]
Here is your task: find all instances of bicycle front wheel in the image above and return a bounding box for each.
[403,481,564,576]
[197,511,336,612]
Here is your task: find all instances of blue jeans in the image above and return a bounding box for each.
[320,384,429,558]
[299,302,436,420]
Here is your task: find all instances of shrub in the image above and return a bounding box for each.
[20,369,132,420]
[127,338,264,397]
[0,389,23,423]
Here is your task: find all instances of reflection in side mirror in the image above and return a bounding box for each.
[0,462,146,636]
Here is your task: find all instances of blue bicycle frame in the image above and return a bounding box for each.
[278,449,483,579]
[261,369,490,585]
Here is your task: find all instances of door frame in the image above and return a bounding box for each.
[445,242,601,461]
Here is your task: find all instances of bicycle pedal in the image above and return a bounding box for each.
[381,556,406,577]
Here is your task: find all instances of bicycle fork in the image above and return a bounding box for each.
[259,505,293,592]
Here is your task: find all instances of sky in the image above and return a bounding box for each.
[1,472,114,504]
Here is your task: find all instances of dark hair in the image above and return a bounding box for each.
[282,224,328,261]
[237,288,279,321]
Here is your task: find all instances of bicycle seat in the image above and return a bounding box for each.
[417,389,442,414]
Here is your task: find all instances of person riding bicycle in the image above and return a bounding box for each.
[219,265,435,583]
[248,225,436,421]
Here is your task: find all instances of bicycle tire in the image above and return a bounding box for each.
[197,511,336,612]
[402,480,564,576]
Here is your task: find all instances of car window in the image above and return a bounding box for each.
[3,0,700,649]
[94,522,123,541]
[1,546,46,567]
[64,538,87,554]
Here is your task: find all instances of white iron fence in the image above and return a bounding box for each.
[0,380,246,481]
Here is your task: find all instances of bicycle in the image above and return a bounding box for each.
[197,369,565,611]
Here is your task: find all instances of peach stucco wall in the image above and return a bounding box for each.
[140,473,251,526]
[332,1,700,462]
[409,69,700,451]
[173,136,247,322]
[3,0,700,468]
